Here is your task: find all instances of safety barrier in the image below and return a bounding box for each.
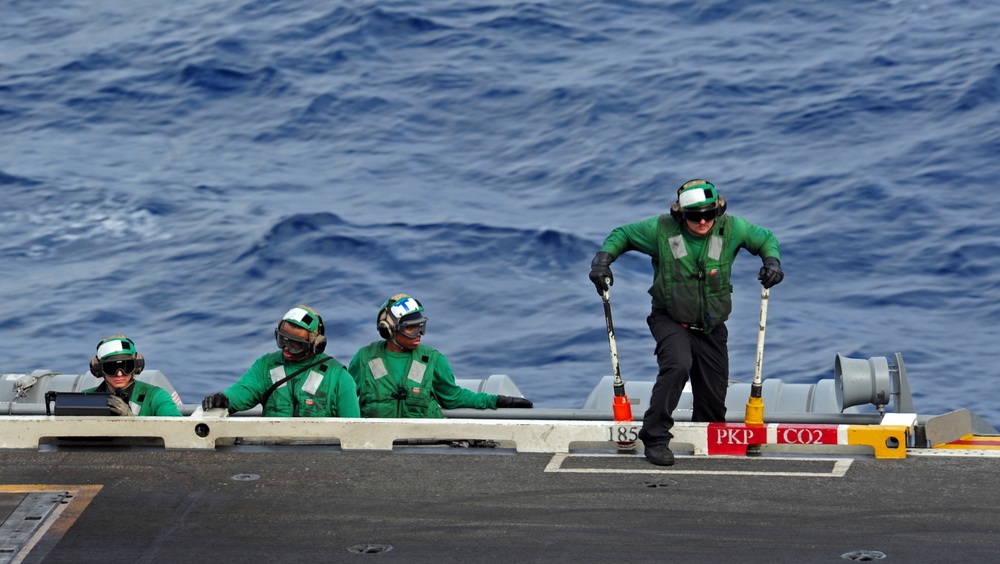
[0,414,911,458]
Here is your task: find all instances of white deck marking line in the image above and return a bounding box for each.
[544,453,852,477]
[909,449,1000,458]
[11,496,71,564]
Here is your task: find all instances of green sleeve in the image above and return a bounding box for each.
[431,354,497,410]
[223,356,270,412]
[598,216,661,259]
[146,387,183,417]
[330,366,360,418]
[732,216,781,262]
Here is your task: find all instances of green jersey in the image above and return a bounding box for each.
[223,351,360,417]
[599,213,780,333]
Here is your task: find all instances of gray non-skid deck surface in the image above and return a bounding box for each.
[0,494,24,524]
[3,447,998,563]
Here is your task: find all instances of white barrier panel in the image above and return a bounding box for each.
[0,416,909,457]
[0,415,710,454]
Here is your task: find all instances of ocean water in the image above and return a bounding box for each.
[2,0,999,426]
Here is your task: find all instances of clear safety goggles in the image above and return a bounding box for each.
[274,328,311,354]
[398,319,427,338]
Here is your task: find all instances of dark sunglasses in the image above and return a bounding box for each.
[685,206,718,222]
[275,329,311,354]
[398,320,427,338]
[100,358,137,376]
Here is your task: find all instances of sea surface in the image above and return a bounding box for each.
[2,0,999,426]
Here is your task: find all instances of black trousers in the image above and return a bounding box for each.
[638,308,729,446]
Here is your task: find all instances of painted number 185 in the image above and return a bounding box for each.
[610,425,639,443]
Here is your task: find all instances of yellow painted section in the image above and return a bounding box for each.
[847,425,909,459]
[743,397,764,426]
[933,434,1000,450]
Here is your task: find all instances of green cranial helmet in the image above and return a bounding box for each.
[280,305,324,335]
[89,334,145,377]
[275,305,327,356]
[671,179,727,222]
[96,335,138,360]
[376,294,427,339]
[677,179,719,209]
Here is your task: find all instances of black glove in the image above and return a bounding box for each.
[108,395,134,417]
[758,257,784,289]
[589,251,615,295]
[496,395,533,408]
[201,393,230,411]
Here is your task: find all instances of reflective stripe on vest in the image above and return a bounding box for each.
[668,235,687,259]
[369,358,389,379]
[368,357,428,384]
[708,235,723,260]
[269,366,287,387]
[408,361,426,383]
[670,234,724,260]
[268,364,324,395]
[302,371,323,395]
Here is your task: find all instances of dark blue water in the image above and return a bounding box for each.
[2,1,999,425]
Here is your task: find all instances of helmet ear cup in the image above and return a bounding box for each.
[89,356,102,377]
[670,201,683,223]
[377,308,393,339]
[134,353,145,375]
[376,294,408,339]
[313,335,327,354]
[313,312,327,354]
[716,194,727,217]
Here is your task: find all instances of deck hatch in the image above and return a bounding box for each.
[0,492,67,563]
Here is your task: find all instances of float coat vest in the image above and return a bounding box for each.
[652,214,738,334]
[223,351,359,417]
[352,341,446,418]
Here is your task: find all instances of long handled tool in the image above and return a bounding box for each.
[601,280,635,449]
[744,286,770,425]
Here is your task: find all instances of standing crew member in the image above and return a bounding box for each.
[348,294,533,418]
[201,305,359,417]
[589,179,783,466]
[84,335,182,416]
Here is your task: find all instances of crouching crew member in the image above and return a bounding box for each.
[84,335,182,416]
[348,294,533,418]
[201,305,359,417]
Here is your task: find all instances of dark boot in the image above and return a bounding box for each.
[643,443,675,466]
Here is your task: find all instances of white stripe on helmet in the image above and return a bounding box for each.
[678,188,711,208]
[97,339,132,359]
[284,307,311,323]
[390,297,421,319]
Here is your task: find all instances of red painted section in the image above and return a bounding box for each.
[707,423,765,455]
[612,395,633,422]
[707,423,844,455]
[772,424,839,446]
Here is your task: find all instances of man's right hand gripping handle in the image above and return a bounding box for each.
[589,251,614,295]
